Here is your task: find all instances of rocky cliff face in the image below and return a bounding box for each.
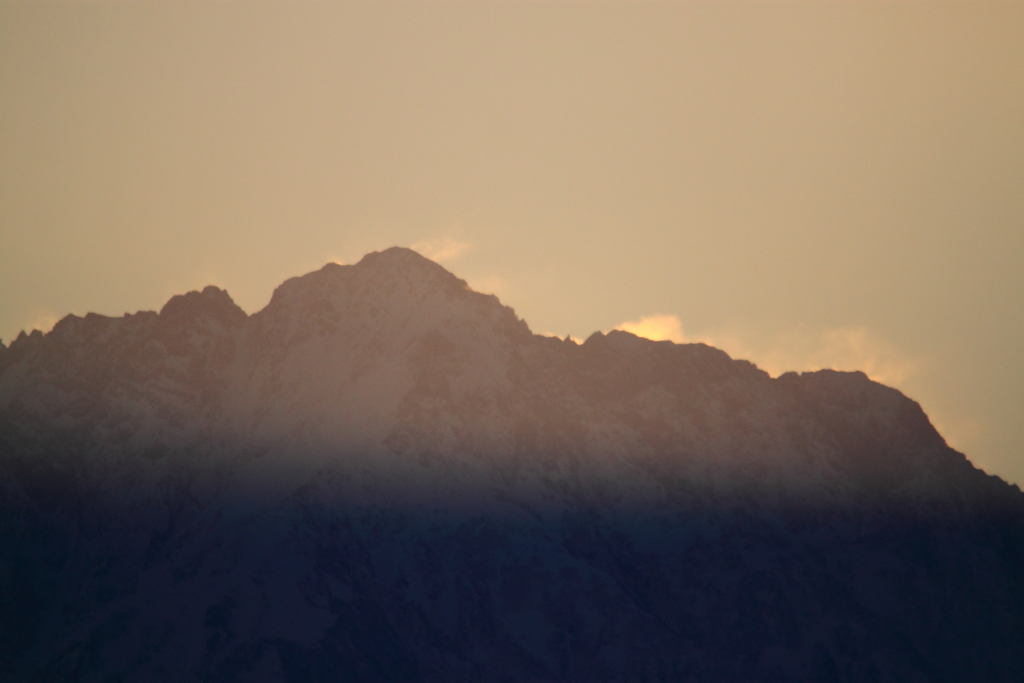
[1,247,1022,682]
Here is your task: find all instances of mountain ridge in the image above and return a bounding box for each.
[1,247,1022,681]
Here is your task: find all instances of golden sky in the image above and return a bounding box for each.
[2,1,1022,485]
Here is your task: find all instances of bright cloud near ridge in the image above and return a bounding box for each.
[710,325,921,387]
[614,314,687,343]
[611,316,919,388]
[411,237,470,263]
[466,275,508,298]
[17,311,60,338]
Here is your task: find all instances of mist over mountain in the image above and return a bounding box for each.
[1,247,1022,682]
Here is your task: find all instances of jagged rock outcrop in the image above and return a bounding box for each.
[1,247,1022,682]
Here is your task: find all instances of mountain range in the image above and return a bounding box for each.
[1,247,1022,682]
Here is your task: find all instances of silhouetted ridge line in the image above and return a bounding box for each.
[0,247,1021,681]
[159,285,247,328]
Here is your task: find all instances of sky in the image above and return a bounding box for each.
[1,1,1021,486]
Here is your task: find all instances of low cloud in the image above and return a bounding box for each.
[615,314,686,343]
[411,237,470,264]
[24,311,60,336]
[611,315,919,386]
[717,325,920,386]
[466,275,508,298]
[2,310,61,345]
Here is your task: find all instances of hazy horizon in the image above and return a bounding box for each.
[2,1,1022,486]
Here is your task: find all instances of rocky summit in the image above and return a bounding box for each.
[1,247,1022,682]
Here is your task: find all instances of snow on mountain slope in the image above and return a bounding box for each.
[1,247,1022,682]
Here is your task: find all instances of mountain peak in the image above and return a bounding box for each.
[356,245,447,270]
[353,246,470,292]
[159,285,247,328]
[251,247,527,351]
[261,247,467,313]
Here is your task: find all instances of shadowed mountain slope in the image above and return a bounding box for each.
[1,248,1022,682]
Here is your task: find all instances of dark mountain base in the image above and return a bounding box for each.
[4,477,1023,683]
